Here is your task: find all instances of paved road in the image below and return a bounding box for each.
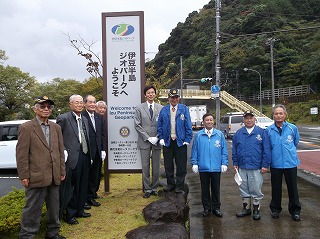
[187,139,320,239]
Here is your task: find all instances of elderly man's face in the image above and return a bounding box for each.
[96,103,106,115]
[69,96,84,115]
[168,96,180,107]
[84,95,97,113]
[34,103,53,121]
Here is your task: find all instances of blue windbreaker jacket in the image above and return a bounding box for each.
[232,125,271,169]
[190,128,228,172]
[266,121,300,168]
[157,103,193,147]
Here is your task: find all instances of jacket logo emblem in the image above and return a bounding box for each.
[180,114,185,120]
[286,135,293,143]
[214,140,221,148]
[256,134,262,141]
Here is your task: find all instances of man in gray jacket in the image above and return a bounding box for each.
[134,85,163,198]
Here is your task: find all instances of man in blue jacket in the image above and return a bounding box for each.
[232,110,271,220]
[158,88,193,193]
[191,113,228,217]
[266,104,301,221]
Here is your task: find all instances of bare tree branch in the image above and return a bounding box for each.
[62,32,103,86]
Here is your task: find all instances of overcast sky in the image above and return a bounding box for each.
[0,0,209,82]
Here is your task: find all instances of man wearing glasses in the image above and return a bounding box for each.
[57,95,91,225]
[16,96,66,239]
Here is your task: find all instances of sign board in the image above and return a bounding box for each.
[211,92,220,98]
[211,85,220,93]
[102,12,145,173]
[310,107,318,115]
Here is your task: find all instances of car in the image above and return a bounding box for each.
[220,112,244,139]
[255,116,273,129]
[0,119,56,169]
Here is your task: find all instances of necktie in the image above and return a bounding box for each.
[149,105,153,118]
[91,114,96,131]
[207,130,211,137]
[78,118,88,154]
[172,107,175,112]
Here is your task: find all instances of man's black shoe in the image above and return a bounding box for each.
[202,210,211,217]
[271,212,279,219]
[150,191,158,196]
[175,188,183,194]
[64,217,79,225]
[84,203,91,210]
[77,212,91,218]
[45,234,66,239]
[213,209,223,217]
[292,214,300,221]
[143,192,151,198]
[87,199,101,207]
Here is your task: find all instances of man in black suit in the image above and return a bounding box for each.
[57,94,92,225]
[83,95,106,206]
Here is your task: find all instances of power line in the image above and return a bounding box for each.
[221,25,320,38]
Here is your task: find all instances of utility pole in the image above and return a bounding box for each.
[267,38,276,107]
[215,0,221,130]
[180,56,183,104]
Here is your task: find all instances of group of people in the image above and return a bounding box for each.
[135,86,301,223]
[16,95,107,239]
[16,85,302,238]
[192,105,301,221]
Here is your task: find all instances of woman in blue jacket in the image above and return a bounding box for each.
[190,113,228,217]
[266,104,301,222]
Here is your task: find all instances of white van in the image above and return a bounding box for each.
[0,120,28,169]
[0,119,56,169]
[219,112,244,138]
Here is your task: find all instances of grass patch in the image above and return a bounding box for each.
[57,173,157,239]
[0,173,157,239]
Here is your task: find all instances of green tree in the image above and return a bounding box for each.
[0,65,38,121]
[35,78,83,117]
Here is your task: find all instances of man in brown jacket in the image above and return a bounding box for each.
[16,96,66,239]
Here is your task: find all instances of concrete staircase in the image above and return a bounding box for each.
[220,91,266,117]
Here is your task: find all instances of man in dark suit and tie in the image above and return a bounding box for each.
[134,85,163,198]
[16,96,66,239]
[57,94,91,225]
[83,95,106,206]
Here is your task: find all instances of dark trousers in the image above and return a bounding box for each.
[270,167,301,215]
[87,151,102,200]
[66,151,90,218]
[20,183,60,238]
[59,164,74,219]
[199,172,221,211]
[163,139,187,190]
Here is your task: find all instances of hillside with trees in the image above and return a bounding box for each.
[146,0,320,97]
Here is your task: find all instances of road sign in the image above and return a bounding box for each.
[211,92,219,98]
[211,85,220,93]
[310,107,318,115]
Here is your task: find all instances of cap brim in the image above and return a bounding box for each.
[36,99,55,105]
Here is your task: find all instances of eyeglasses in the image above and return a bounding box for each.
[39,105,54,110]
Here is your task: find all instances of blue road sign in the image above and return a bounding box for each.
[211,85,220,93]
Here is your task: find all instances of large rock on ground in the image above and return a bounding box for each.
[126,222,188,239]
[143,191,189,224]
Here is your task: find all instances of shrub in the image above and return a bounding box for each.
[0,187,47,237]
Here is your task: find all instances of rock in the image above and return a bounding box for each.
[126,222,188,239]
[143,191,189,224]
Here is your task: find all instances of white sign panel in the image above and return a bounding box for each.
[310,107,318,115]
[105,15,142,170]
